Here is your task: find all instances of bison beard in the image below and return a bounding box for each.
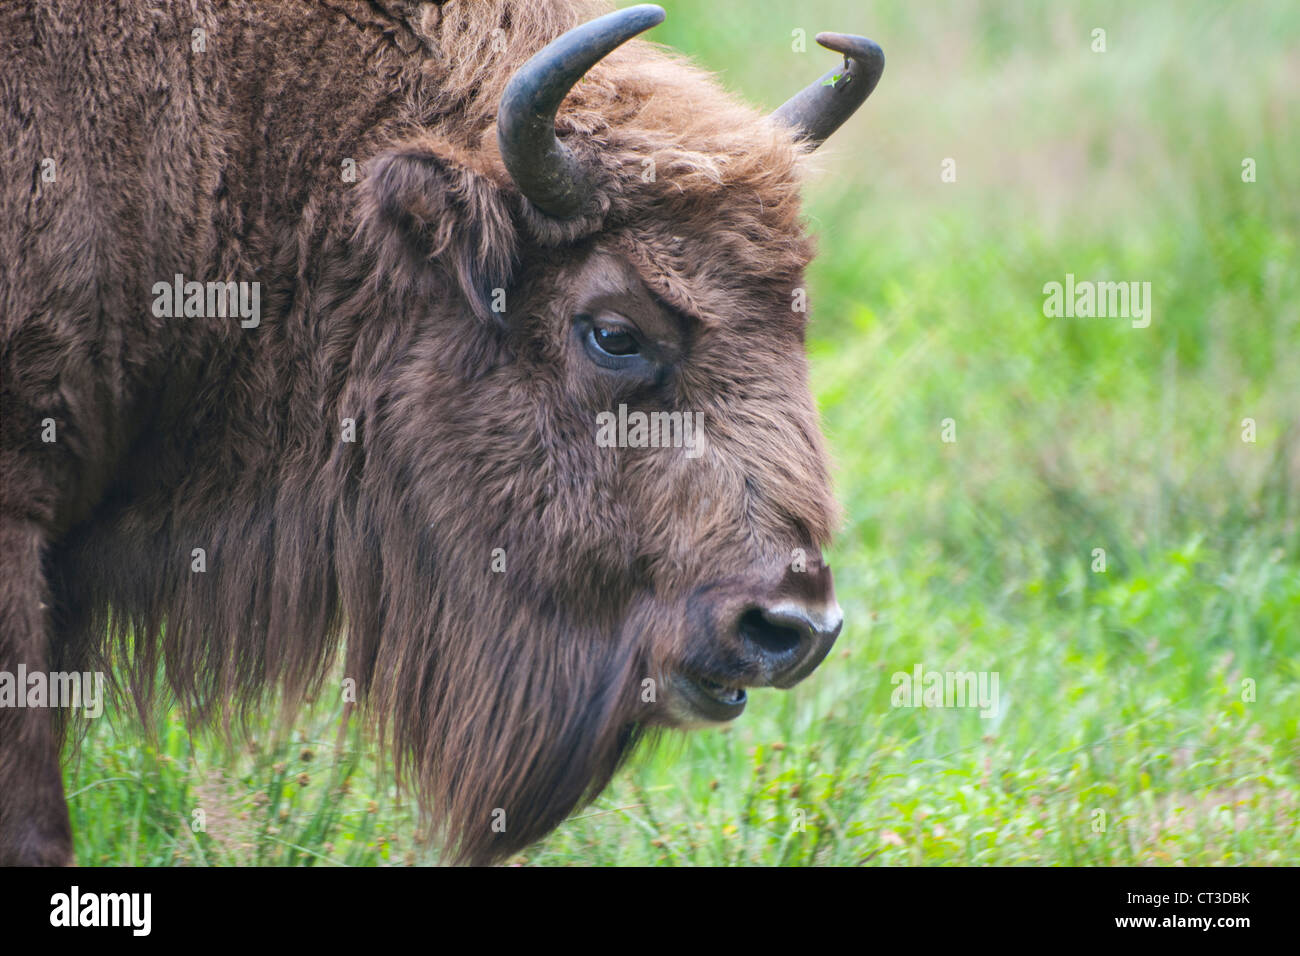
[0,0,880,865]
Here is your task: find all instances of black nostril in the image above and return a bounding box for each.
[738,607,805,660]
[735,601,844,686]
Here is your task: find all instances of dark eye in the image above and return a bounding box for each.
[577,313,652,373]
[589,325,640,357]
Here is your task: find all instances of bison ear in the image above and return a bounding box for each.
[356,143,517,324]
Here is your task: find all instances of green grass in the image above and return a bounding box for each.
[66,0,1299,865]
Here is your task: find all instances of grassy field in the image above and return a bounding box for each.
[66,0,1299,865]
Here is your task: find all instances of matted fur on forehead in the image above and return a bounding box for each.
[508,48,816,320]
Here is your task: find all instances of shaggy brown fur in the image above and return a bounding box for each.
[1,0,843,865]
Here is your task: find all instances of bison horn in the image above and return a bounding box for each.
[773,33,885,148]
[497,4,666,218]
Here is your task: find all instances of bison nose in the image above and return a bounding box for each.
[736,600,843,689]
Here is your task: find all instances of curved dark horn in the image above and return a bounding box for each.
[773,33,885,148]
[497,4,665,218]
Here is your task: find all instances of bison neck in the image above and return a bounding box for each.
[34,2,471,686]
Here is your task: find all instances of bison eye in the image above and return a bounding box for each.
[591,325,639,357]
[577,313,651,372]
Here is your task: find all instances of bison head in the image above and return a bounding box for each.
[337,3,882,863]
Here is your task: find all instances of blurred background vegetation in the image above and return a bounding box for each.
[68,0,1298,864]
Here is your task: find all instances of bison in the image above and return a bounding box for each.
[0,0,883,865]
